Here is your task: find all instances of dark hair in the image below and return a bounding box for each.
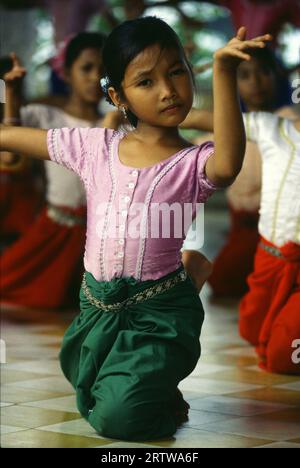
[0,56,13,79]
[101,16,195,127]
[238,46,292,109]
[64,32,106,70]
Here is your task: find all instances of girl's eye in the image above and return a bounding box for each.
[171,68,185,76]
[81,64,93,73]
[137,79,152,87]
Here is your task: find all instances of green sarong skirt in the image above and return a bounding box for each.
[59,264,204,442]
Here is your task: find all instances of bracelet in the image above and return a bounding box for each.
[2,117,21,125]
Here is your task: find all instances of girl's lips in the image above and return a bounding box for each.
[162,104,181,114]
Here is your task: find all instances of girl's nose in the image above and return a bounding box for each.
[160,79,177,100]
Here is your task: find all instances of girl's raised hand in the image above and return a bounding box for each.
[214,27,272,71]
[3,52,27,89]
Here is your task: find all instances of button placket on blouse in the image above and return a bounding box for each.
[113,170,139,273]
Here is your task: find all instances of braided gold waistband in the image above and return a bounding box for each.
[47,204,86,227]
[259,241,284,259]
[81,269,187,312]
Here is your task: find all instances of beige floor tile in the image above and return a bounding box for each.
[0,425,28,435]
[147,428,272,448]
[289,437,300,443]
[257,408,300,424]
[1,404,81,429]
[182,409,237,428]
[1,429,108,448]
[201,412,300,441]
[189,363,233,377]
[229,387,300,406]
[200,354,258,368]
[4,346,60,360]
[222,347,257,357]
[3,335,62,346]
[37,417,111,440]
[274,381,300,392]
[178,376,264,395]
[0,402,14,407]
[1,368,46,384]
[3,359,62,375]
[0,384,71,404]
[256,442,300,448]
[199,368,300,386]
[4,375,73,393]
[188,395,292,416]
[22,395,78,413]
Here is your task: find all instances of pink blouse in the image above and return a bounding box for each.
[47,127,217,282]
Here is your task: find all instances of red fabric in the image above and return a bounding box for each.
[208,206,259,297]
[239,237,300,374]
[0,205,86,310]
[0,171,42,238]
[219,0,300,43]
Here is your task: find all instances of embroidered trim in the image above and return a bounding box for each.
[271,119,297,243]
[99,131,118,280]
[81,268,187,312]
[135,146,198,280]
[51,129,62,165]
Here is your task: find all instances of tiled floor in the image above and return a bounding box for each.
[1,206,299,448]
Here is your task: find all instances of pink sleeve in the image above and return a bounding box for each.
[47,127,107,188]
[196,141,220,202]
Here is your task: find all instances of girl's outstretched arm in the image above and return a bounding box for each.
[0,52,49,161]
[0,125,49,160]
[205,27,272,187]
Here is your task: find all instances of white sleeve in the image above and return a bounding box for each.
[243,112,280,143]
[20,104,47,128]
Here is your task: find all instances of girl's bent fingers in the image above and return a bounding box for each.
[250,34,272,42]
[237,41,266,49]
[236,26,247,40]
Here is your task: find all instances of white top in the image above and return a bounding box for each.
[243,112,300,246]
[182,111,300,253]
[21,104,102,208]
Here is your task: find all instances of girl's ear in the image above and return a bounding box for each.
[108,86,123,108]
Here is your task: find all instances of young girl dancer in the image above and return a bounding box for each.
[0,17,271,441]
[181,47,294,297]
[179,101,300,375]
[0,32,120,311]
[239,112,300,375]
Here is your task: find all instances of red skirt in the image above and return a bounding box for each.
[0,169,43,239]
[0,204,86,310]
[239,237,300,375]
[208,205,259,297]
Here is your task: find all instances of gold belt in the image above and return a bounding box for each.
[259,241,284,259]
[81,269,187,312]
